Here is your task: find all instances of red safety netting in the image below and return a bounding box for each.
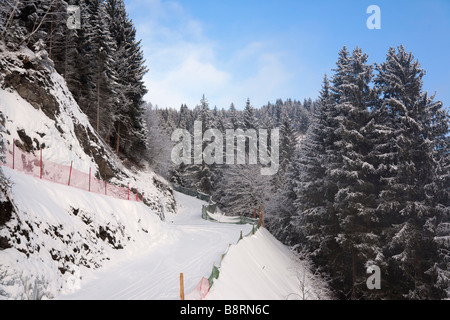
[185,277,209,300]
[1,141,141,202]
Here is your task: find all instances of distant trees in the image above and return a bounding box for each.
[154,95,313,216]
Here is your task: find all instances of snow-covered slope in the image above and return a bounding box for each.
[0,166,327,300]
[0,44,327,301]
[58,192,252,300]
[206,228,331,300]
[0,45,175,217]
[0,45,175,299]
[0,167,166,299]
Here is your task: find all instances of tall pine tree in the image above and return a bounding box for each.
[374,45,449,299]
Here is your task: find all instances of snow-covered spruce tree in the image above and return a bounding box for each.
[297,47,381,299]
[243,98,259,130]
[169,104,193,188]
[266,148,303,245]
[271,106,296,191]
[44,1,67,62]
[64,0,96,118]
[429,110,450,297]
[72,0,117,139]
[105,0,148,159]
[328,47,381,299]
[294,74,343,293]
[178,104,193,132]
[190,95,215,194]
[373,45,449,299]
[228,102,243,130]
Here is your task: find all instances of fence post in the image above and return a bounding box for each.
[89,167,91,192]
[180,273,184,300]
[40,146,42,179]
[262,210,265,228]
[127,182,130,200]
[12,139,15,170]
[259,205,264,228]
[68,161,73,186]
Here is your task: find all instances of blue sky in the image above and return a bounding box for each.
[123,0,450,110]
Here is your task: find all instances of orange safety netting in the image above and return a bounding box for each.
[1,142,141,202]
[185,277,209,300]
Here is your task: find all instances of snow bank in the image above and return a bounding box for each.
[206,228,330,300]
[58,191,252,300]
[0,167,165,300]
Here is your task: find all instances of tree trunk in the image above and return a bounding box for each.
[48,4,53,59]
[116,121,120,155]
[97,56,101,135]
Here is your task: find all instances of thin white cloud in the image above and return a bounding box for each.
[129,0,296,109]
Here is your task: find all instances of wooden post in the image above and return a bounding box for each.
[240,230,243,240]
[253,208,256,219]
[259,205,265,228]
[127,182,130,200]
[252,224,255,235]
[68,161,73,186]
[180,273,184,300]
[116,121,120,155]
[262,210,265,228]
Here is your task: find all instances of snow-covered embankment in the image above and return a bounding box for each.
[206,228,331,300]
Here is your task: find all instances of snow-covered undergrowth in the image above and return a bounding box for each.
[0,167,166,299]
[206,228,331,300]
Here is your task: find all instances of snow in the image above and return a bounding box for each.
[0,166,165,299]
[0,166,326,300]
[0,58,325,299]
[0,59,176,219]
[56,191,252,300]
[206,228,328,300]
